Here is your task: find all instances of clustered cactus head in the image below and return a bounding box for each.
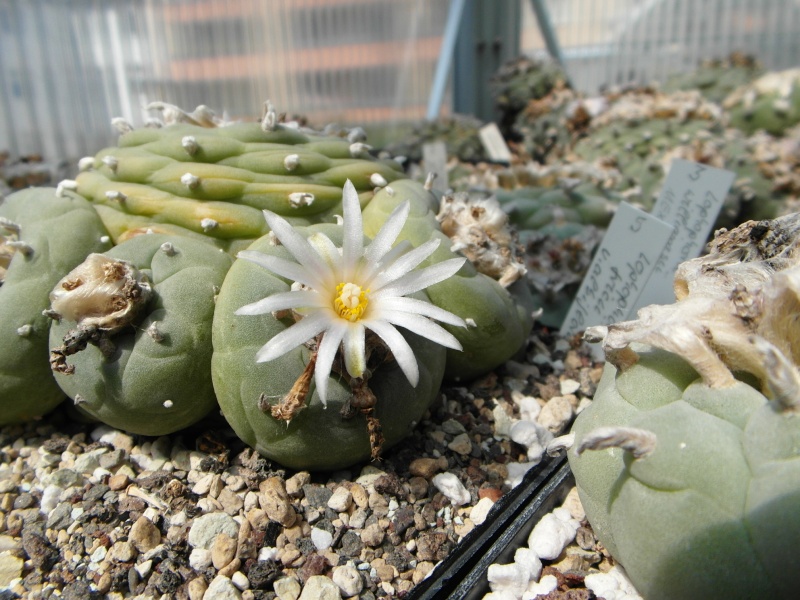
[568,212,800,599]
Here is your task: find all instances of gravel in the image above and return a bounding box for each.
[0,323,621,599]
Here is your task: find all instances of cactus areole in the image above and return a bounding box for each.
[569,213,800,599]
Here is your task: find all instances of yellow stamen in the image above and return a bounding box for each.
[334,282,369,322]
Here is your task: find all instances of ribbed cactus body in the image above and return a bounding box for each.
[361,180,535,380]
[76,122,405,253]
[0,188,110,424]
[211,223,447,470]
[569,347,800,600]
[49,234,232,435]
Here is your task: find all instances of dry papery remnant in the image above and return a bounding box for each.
[587,212,800,405]
[437,191,526,287]
[48,254,152,374]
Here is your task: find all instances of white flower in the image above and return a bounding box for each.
[236,179,467,405]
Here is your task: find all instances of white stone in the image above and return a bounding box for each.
[326,486,352,512]
[514,547,542,582]
[431,472,470,506]
[562,487,585,521]
[537,396,575,435]
[492,404,514,438]
[40,484,63,514]
[188,512,239,549]
[559,378,581,395]
[523,574,558,599]
[135,559,153,578]
[584,566,643,600]
[203,575,242,600]
[310,527,333,551]
[504,462,536,488]
[189,548,213,570]
[527,510,579,560]
[332,564,363,596]
[514,395,542,422]
[231,571,250,591]
[258,547,279,561]
[469,497,495,526]
[487,562,529,597]
[298,575,340,600]
[273,577,301,600]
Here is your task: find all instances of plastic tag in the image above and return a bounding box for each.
[561,202,674,335]
[630,159,735,312]
[422,142,449,192]
[478,123,513,163]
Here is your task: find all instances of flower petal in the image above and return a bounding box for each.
[343,323,366,379]
[262,210,331,281]
[254,311,330,363]
[307,231,342,274]
[235,290,323,316]
[376,296,466,327]
[314,321,347,406]
[377,310,463,350]
[364,201,410,265]
[372,257,467,300]
[370,238,441,291]
[341,180,363,276]
[359,240,413,285]
[237,251,319,288]
[364,320,419,387]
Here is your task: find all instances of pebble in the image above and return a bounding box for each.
[527,507,579,560]
[447,432,473,455]
[487,562,529,597]
[188,512,240,549]
[0,551,23,586]
[360,522,385,547]
[332,564,363,596]
[408,457,440,479]
[188,576,208,600]
[469,497,495,526]
[326,486,352,512]
[584,566,643,600]
[432,472,470,506]
[310,527,333,551]
[204,574,242,600]
[109,540,138,563]
[211,533,238,569]
[260,477,296,527]
[274,576,302,600]
[526,573,558,597]
[537,395,575,435]
[298,575,340,600]
[129,515,161,552]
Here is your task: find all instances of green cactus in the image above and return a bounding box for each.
[568,214,800,599]
[724,69,800,136]
[662,53,764,104]
[361,180,535,380]
[75,115,405,254]
[211,223,447,471]
[48,234,232,436]
[382,114,489,164]
[0,187,110,424]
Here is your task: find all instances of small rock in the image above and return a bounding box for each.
[349,483,368,507]
[298,575,340,600]
[332,564,363,597]
[301,484,332,509]
[408,457,439,479]
[559,378,581,395]
[526,573,558,597]
[285,472,310,497]
[204,574,242,600]
[211,533,238,570]
[326,486,352,512]
[129,515,161,552]
[108,473,130,491]
[190,548,213,570]
[273,576,302,600]
[39,484,62,514]
[441,418,466,435]
[260,478,296,527]
[447,433,472,455]
[537,396,574,435]
[527,509,579,560]
[109,540,138,563]
[46,502,72,530]
[432,472,470,506]
[188,576,208,600]
[469,497,495,526]
[231,570,250,591]
[0,551,23,586]
[487,562,529,597]
[584,565,643,600]
[310,527,333,551]
[188,512,239,549]
[360,522,385,547]
[218,487,244,516]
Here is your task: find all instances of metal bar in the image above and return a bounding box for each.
[426,0,466,120]
[529,0,571,86]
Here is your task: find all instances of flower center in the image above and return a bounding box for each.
[334,282,369,322]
